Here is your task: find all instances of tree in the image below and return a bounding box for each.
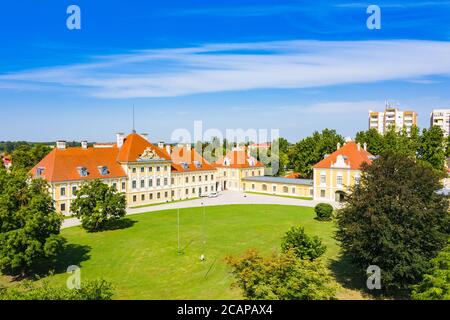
[314,203,334,221]
[0,279,114,300]
[0,168,65,275]
[281,226,326,261]
[336,152,450,292]
[411,242,450,300]
[290,129,344,178]
[355,128,385,155]
[418,126,446,171]
[226,249,336,300]
[11,144,52,171]
[71,179,126,232]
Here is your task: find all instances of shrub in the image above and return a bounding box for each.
[0,279,114,300]
[411,243,450,300]
[315,203,333,221]
[226,249,336,300]
[281,226,326,261]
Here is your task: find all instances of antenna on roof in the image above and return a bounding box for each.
[132,105,136,133]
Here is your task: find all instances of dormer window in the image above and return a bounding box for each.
[193,161,202,168]
[36,167,44,177]
[78,167,89,177]
[98,166,109,176]
[223,157,231,166]
[180,162,189,170]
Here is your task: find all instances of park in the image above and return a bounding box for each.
[23,204,359,300]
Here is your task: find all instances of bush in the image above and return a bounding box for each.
[315,203,333,221]
[281,226,326,261]
[0,280,114,300]
[226,249,336,300]
[411,243,450,300]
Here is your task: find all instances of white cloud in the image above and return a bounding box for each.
[1,40,450,99]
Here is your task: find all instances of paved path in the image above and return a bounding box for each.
[62,191,335,229]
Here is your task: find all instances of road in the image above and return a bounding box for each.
[62,191,335,229]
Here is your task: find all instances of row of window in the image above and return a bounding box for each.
[131,185,215,202]
[60,181,126,197]
[254,184,313,195]
[319,175,359,185]
[131,166,169,174]
[223,170,262,178]
[132,177,169,189]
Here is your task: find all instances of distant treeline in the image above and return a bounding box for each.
[0,141,87,154]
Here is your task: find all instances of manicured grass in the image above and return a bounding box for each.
[245,191,313,200]
[3,205,363,299]
[130,197,200,209]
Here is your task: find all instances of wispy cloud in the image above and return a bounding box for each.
[1,40,450,99]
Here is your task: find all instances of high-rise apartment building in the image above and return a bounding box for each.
[430,109,450,137]
[368,104,417,134]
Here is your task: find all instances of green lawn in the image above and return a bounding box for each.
[3,204,364,299]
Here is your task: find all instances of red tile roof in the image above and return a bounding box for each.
[285,172,301,179]
[313,141,373,170]
[31,146,126,182]
[117,133,171,163]
[169,147,216,173]
[214,149,265,168]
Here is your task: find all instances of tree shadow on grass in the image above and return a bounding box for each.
[29,243,92,279]
[329,254,410,300]
[329,254,369,297]
[91,218,137,233]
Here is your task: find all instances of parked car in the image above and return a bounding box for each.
[208,192,219,198]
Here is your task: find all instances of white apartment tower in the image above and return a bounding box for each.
[430,109,450,137]
[369,103,417,135]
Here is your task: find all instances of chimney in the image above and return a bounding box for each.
[337,142,341,150]
[81,141,88,150]
[116,133,125,148]
[165,145,171,155]
[158,141,164,149]
[363,142,367,151]
[141,133,149,141]
[56,140,66,150]
[357,143,361,151]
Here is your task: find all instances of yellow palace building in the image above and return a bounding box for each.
[313,141,374,202]
[31,132,219,214]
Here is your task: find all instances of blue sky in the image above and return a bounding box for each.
[1,0,450,142]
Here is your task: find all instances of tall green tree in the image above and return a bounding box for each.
[71,179,126,232]
[0,168,65,275]
[355,128,385,155]
[11,144,52,171]
[418,126,446,171]
[289,129,344,178]
[336,152,450,292]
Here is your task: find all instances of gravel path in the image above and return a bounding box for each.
[62,191,335,229]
